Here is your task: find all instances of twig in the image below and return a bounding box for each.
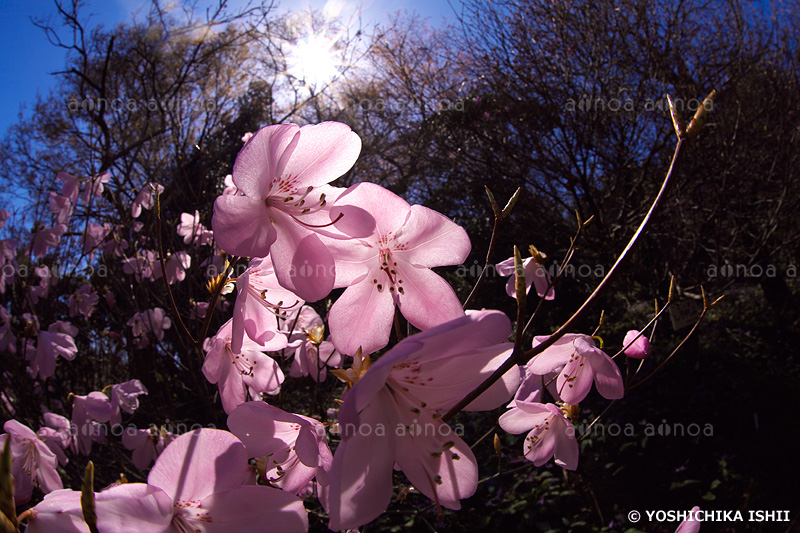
[443,139,686,422]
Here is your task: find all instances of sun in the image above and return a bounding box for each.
[285,31,342,90]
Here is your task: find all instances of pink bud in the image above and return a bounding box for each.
[623,330,651,359]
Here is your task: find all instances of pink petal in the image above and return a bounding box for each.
[588,350,625,400]
[498,403,551,434]
[95,483,173,531]
[24,490,87,533]
[393,407,478,510]
[527,334,583,374]
[393,204,471,268]
[391,344,517,412]
[197,485,308,532]
[323,234,376,287]
[394,262,465,331]
[552,421,579,470]
[327,390,397,531]
[280,122,362,188]
[523,424,558,466]
[332,182,410,238]
[147,428,251,502]
[211,195,276,258]
[232,124,299,199]
[227,402,303,458]
[554,355,594,404]
[328,271,395,356]
[529,262,555,300]
[268,211,335,301]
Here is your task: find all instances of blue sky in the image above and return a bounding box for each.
[0,0,457,135]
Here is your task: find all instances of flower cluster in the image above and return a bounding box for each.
[0,121,656,533]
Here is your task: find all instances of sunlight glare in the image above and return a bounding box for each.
[286,31,341,90]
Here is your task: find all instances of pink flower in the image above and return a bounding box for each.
[122,251,157,282]
[527,333,624,404]
[127,308,172,348]
[0,306,16,353]
[36,413,71,466]
[326,182,471,355]
[48,192,74,224]
[25,429,309,532]
[495,254,554,300]
[0,419,62,505]
[27,321,79,380]
[228,402,333,495]
[203,319,286,413]
[151,251,192,284]
[68,284,99,317]
[80,171,110,204]
[211,122,361,301]
[70,391,113,455]
[0,238,18,293]
[325,310,520,530]
[230,257,301,354]
[283,305,341,382]
[27,266,58,305]
[0,209,10,229]
[57,171,80,202]
[122,426,176,470]
[109,379,148,426]
[498,400,579,470]
[82,221,111,257]
[30,223,67,258]
[177,210,206,244]
[131,183,164,218]
[623,329,652,359]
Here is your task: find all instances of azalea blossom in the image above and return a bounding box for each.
[211,121,361,301]
[0,237,19,294]
[27,321,79,380]
[80,171,110,204]
[127,308,172,348]
[25,429,309,532]
[177,210,212,245]
[109,379,148,426]
[30,223,67,258]
[325,310,520,530]
[230,257,302,353]
[498,400,579,470]
[151,251,192,284]
[0,306,16,353]
[131,183,165,218]
[36,412,71,466]
[281,305,341,382]
[203,319,286,413]
[122,426,176,470]
[527,333,624,404]
[623,329,652,359]
[68,284,99,317]
[57,171,80,203]
[0,419,62,505]
[47,192,74,224]
[496,248,554,300]
[70,391,114,455]
[82,221,111,257]
[228,402,333,495]
[326,182,471,355]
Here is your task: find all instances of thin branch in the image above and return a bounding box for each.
[443,138,686,422]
